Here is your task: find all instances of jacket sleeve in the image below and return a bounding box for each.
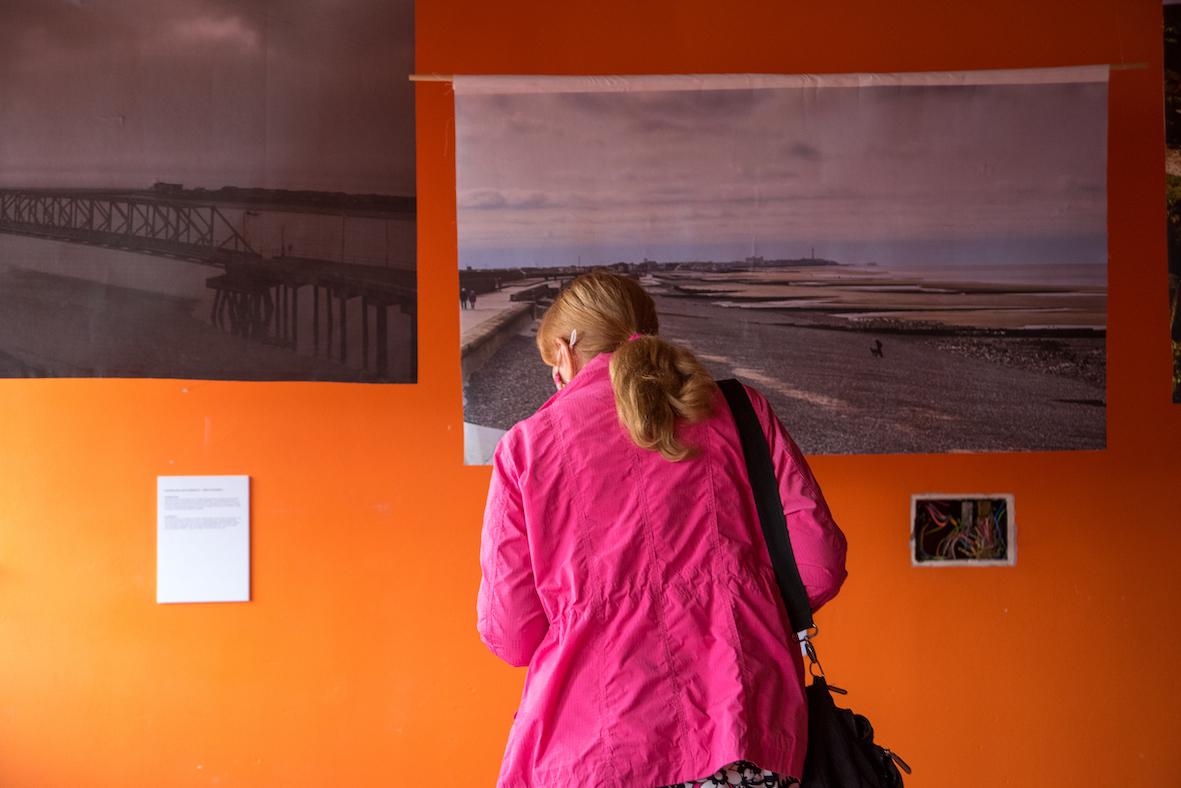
[745,384,849,613]
[476,432,549,667]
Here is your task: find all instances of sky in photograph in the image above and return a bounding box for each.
[455,78,1108,270]
[0,0,414,195]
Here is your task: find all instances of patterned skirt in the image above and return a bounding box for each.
[659,760,800,787]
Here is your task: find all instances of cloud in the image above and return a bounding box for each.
[783,141,822,160]
[1,0,415,194]
[455,76,1107,264]
[166,14,261,52]
[460,189,551,210]
[1,0,261,61]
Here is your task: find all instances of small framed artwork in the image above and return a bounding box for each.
[910,493,1016,567]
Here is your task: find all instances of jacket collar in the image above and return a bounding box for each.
[535,351,611,413]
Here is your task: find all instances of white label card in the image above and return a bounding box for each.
[156,475,251,604]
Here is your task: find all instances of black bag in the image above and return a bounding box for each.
[718,379,911,788]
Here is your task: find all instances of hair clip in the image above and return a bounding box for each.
[569,328,579,348]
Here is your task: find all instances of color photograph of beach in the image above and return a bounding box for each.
[454,69,1109,462]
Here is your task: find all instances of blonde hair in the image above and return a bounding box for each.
[536,270,717,462]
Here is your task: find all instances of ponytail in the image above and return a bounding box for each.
[609,334,716,462]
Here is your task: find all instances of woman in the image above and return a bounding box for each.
[477,271,848,787]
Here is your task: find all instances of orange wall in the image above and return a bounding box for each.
[2,0,1177,785]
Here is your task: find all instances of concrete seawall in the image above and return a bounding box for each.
[460,301,535,381]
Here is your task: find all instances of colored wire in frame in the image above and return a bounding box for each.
[916,498,1008,562]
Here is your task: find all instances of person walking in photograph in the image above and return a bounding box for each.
[476,270,848,786]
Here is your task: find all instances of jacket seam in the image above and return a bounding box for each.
[482,483,512,656]
[630,445,691,758]
[704,417,754,756]
[545,404,619,782]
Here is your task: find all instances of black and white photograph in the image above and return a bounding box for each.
[455,69,1109,463]
[1165,0,1181,402]
[0,0,417,382]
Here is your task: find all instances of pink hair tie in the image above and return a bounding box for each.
[627,332,645,342]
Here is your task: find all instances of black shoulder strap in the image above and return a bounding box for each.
[717,378,815,635]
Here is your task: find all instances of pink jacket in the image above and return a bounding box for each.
[477,350,848,787]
